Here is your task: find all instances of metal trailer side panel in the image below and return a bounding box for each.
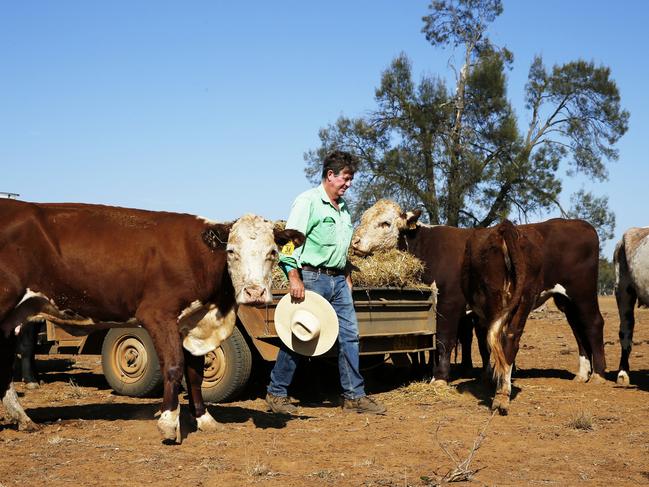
[237,287,437,361]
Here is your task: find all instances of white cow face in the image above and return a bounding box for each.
[226,214,304,305]
[351,199,421,256]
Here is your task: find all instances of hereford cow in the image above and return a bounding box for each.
[0,200,304,443]
[614,227,649,386]
[461,220,544,414]
[351,199,606,387]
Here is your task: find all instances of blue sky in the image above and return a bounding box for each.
[2,1,647,259]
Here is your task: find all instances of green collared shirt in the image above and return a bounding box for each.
[279,184,353,273]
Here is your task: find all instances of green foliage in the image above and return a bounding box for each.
[305,0,629,251]
[598,258,615,296]
[567,190,616,251]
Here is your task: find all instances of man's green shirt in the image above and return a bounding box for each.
[279,184,353,273]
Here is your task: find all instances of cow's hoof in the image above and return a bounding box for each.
[195,411,222,432]
[616,370,630,386]
[157,407,181,444]
[587,373,606,385]
[491,393,509,415]
[18,420,41,432]
[430,378,448,387]
[572,374,588,383]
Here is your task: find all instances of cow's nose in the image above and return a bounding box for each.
[242,285,267,303]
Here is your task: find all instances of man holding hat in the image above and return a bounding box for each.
[266,150,386,415]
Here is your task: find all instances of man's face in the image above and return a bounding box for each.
[326,168,354,198]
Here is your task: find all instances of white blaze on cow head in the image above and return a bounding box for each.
[226,214,304,305]
[351,199,422,256]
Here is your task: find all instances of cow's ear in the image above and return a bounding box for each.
[274,228,306,249]
[397,209,422,231]
[202,223,232,250]
[405,209,422,230]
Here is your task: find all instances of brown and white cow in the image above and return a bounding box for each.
[461,220,544,414]
[0,200,304,443]
[352,199,606,387]
[614,227,649,386]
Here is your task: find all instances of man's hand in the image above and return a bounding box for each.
[346,274,353,292]
[288,269,305,302]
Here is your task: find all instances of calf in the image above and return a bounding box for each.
[0,200,303,443]
[461,221,543,413]
[351,199,606,386]
[614,227,649,385]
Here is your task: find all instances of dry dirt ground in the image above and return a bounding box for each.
[2,296,649,486]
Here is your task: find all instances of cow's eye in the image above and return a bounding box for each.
[380,221,390,229]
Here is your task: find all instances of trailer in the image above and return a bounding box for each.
[35,286,436,402]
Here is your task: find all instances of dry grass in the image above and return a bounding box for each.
[348,249,425,288]
[382,380,460,404]
[271,248,427,289]
[568,410,594,431]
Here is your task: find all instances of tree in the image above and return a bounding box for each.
[305,0,629,248]
[598,258,615,295]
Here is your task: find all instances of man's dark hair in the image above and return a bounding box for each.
[321,150,359,179]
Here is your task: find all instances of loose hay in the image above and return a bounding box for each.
[271,248,426,289]
[382,379,460,404]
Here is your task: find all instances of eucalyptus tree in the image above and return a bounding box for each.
[305,0,628,247]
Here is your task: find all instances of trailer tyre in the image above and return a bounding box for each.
[101,328,163,397]
[186,327,253,403]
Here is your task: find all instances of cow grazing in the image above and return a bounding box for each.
[0,200,304,443]
[614,227,649,386]
[461,220,543,414]
[351,199,606,388]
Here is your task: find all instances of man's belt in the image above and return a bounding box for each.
[301,264,346,276]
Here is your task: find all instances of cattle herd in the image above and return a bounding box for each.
[0,197,647,443]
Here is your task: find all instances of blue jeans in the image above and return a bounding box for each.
[267,270,366,400]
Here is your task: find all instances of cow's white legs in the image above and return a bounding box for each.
[574,355,591,382]
[3,382,39,431]
[196,410,221,432]
[492,363,512,415]
[157,405,181,443]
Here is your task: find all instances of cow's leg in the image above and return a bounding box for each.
[615,280,637,386]
[555,295,606,383]
[553,295,590,382]
[183,350,219,432]
[0,289,39,431]
[18,323,39,389]
[136,308,185,444]
[432,298,465,385]
[474,323,492,383]
[491,305,531,415]
[458,312,474,373]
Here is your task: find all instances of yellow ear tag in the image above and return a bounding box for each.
[281,241,295,255]
[408,222,418,230]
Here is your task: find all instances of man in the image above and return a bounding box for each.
[266,150,386,415]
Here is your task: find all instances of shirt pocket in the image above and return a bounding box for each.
[312,217,337,246]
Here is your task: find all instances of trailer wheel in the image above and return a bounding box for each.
[187,327,253,403]
[101,328,163,397]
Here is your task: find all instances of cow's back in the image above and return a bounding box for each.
[0,200,226,321]
[523,218,599,293]
[617,227,649,306]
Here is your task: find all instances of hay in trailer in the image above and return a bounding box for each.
[348,249,425,288]
[270,249,426,289]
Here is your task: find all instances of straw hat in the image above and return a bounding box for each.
[274,290,339,356]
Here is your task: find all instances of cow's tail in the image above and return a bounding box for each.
[487,220,528,381]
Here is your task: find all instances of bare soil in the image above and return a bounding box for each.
[2,296,649,486]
